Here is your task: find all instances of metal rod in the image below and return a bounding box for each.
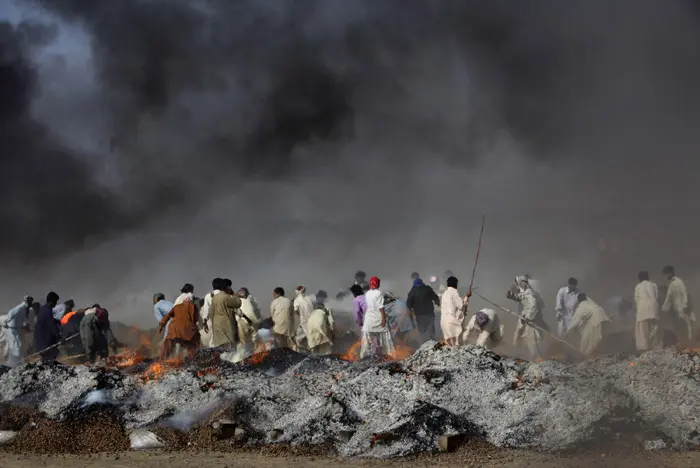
[472,291,581,353]
[20,332,81,363]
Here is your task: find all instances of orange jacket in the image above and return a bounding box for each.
[159,301,200,343]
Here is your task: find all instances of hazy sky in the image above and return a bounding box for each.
[2,0,700,326]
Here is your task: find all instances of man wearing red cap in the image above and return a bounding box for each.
[360,276,395,358]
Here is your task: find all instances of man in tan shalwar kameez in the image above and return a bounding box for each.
[564,293,611,357]
[209,286,242,351]
[270,287,296,350]
[634,271,662,351]
[306,291,335,355]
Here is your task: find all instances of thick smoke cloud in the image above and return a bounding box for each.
[2,0,700,325]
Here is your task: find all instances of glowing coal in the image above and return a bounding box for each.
[2,344,700,457]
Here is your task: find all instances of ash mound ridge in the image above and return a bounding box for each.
[1,343,700,457]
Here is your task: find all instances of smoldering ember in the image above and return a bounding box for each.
[2,341,700,457]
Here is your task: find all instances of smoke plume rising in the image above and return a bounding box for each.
[1,0,700,326]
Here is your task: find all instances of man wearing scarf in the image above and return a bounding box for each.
[360,276,395,358]
[159,294,201,360]
[509,276,547,360]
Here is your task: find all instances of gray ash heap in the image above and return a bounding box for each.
[2,343,700,457]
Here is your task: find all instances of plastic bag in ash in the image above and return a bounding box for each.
[0,431,17,445]
[129,429,166,450]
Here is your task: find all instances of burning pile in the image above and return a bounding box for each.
[2,344,700,457]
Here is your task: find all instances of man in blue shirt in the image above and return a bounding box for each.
[153,293,174,341]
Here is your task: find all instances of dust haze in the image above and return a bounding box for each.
[1,0,700,327]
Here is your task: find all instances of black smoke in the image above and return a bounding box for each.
[3,0,700,309]
[0,19,131,262]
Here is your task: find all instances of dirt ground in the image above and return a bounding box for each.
[1,445,700,468]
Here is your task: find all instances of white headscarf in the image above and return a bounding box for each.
[174,292,194,305]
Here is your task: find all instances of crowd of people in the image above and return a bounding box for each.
[0,264,694,366]
[0,292,120,365]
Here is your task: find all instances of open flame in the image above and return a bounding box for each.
[339,338,416,362]
[142,358,184,382]
[246,350,270,366]
[388,345,414,361]
[341,339,362,361]
[108,350,147,368]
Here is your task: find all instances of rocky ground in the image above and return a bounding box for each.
[2,445,700,468]
[1,341,700,459]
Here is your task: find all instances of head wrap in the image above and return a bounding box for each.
[429,276,438,283]
[475,310,491,328]
[369,276,380,289]
[446,276,458,288]
[295,285,306,295]
[514,275,530,284]
[413,278,424,287]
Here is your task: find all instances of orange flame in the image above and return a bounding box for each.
[109,350,146,368]
[143,362,166,381]
[246,350,270,366]
[340,339,362,361]
[141,358,184,382]
[388,345,413,361]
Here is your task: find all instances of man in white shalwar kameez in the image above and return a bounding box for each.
[564,293,611,357]
[293,285,315,352]
[462,308,503,350]
[234,287,260,358]
[661,265,695,345]
[634,271,661,351]
[361,276,395,358]
[440,276,468,346]
[199,278,224,348]
[3,296,33,366]
[509,276,547,360]
[555,277,580,336]
[306,291,335,355]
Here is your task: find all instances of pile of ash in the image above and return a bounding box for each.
[1,343,700,457]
